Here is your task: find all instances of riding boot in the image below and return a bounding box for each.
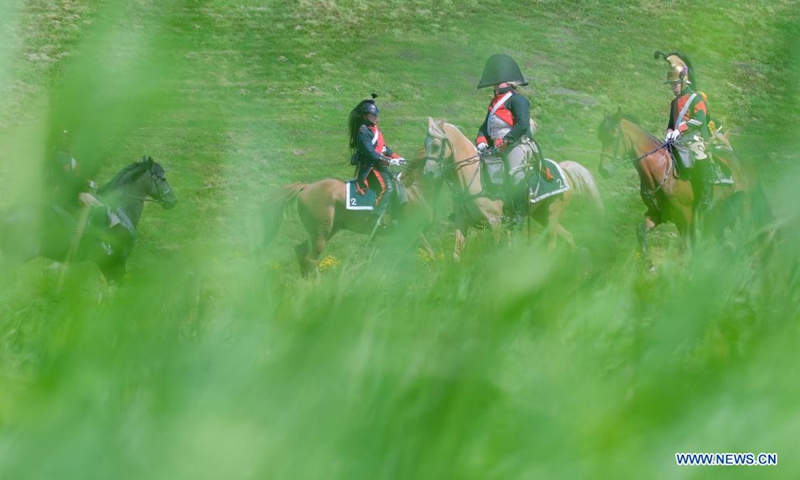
[695,160,713,211]
[373,175,394,227]
[503,174,525,228]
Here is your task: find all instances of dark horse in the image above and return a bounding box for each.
[264,148,442,276]
[597,110,771,257]
[0,156,178,283]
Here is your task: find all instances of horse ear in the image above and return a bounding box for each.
[427,117,435,128]
[147,156,153,166]
[614,107,622,122]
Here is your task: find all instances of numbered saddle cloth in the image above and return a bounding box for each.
[345,180,377,211]
[528,158,570,204]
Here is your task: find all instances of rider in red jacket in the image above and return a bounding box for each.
[348,96,407,221]
[657,51,713,211]
[475,54,542,225]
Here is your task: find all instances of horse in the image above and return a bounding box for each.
[263,149,443,276]
[424,117,604,260]
[596,109,768,258]
[0,156,178,283]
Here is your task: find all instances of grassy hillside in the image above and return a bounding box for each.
[1,1,799,478]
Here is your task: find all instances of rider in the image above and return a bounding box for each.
[348,95,407,223]
[474,54,542,224]
[45,129,102,210]
[657,51,713,211]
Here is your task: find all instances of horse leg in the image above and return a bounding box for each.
[556,225,577,251]
[306,233,328,274]
[454,228,467,262]
[418,233,435,260]
[296,197,335,276]
[638,216,658,269]
[294,240,312,277]
[453,217,470,262]
[543,198,568,251]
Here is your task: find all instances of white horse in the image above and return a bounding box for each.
[425,117,603,260]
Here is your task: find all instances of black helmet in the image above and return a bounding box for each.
[477,54,528,89]
[360,100,379,115]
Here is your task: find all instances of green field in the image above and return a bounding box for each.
[1,1,799,478]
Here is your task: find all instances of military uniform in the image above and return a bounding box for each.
[354,123,400,206]
[47,149,93,210]
[475,54,541,221]
[658,51,713,209]
[348,98,406,219]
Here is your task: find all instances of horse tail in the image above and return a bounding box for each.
[263,183,306,245]
[560,160,605,215]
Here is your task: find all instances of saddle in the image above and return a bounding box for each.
[670,146,735,185]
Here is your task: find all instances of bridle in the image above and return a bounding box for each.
[601,125,671,168]
[424,132,484,197]
[108,166,173,206]
[601,122,674,199]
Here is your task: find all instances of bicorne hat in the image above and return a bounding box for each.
[477,54,528,89]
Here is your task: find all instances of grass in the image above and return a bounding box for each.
[1,0,799,478]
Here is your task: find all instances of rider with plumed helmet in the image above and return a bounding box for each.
[656,50,713,210]
[348,94,407,222]
[475,54,541,223]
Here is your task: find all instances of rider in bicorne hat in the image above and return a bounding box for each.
[348,95,408,224]
[656,50,713,211]
[475,54,543,225]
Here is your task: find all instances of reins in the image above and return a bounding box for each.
[425,134,485,199]
[604,124,674,199]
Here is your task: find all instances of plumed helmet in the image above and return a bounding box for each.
[477,54,528,89]
[360,101,379,115]
[357,93,380,115]
[654,50,693,85]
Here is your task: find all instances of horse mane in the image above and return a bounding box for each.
[442,122,479,155]
[400,147,428,186]
[97,159,153,195]
[599,111,660,144]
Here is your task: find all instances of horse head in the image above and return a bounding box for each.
[598,110,667,180]
[142,156,178,209]
[424,117,462,175]
[597,108,628,179]
[401,146,442,187]
[425,117,484,196]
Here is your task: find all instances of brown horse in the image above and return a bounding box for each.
[597,110,763,257]
[424,117,604,260]
[264,149,442,276]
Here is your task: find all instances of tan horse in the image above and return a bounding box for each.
[596,110,768,258]
[424,117,604,260]
[264,149,442,276]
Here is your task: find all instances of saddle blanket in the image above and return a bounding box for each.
[345,180,377,211]
[529,158,570,204]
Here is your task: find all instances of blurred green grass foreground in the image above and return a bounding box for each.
[0,1,799,478]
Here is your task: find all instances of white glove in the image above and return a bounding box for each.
[476,142,489,152]
[389,157,406,166]
[78,192,103,207]
[665,129,681,142]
